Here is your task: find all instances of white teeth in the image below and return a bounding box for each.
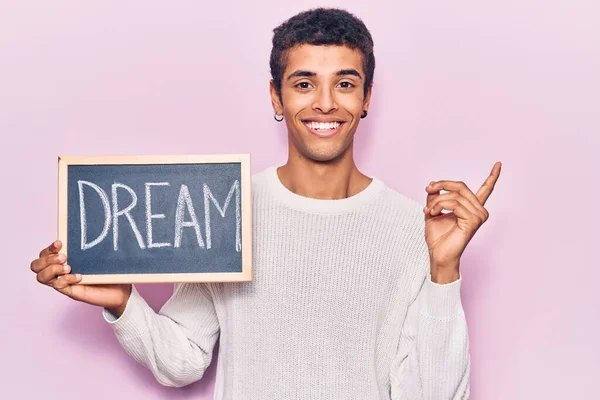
[306,121,341,130]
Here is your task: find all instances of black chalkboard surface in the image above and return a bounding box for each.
[57,154,252,284]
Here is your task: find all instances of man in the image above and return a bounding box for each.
[30,7,500,399]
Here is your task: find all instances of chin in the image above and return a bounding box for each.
[288,126,355,163]
[300,145,350,163]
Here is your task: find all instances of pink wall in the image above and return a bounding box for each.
[2,0,598,398]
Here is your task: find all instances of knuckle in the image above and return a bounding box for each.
[481,208,490,220]
[54,264,67,275]
[53,277,63,289]
[37,272,50,284]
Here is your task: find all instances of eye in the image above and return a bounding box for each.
[338,81,355,89]
[295,82,313,90]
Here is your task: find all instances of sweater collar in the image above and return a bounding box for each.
[263,165,385,214]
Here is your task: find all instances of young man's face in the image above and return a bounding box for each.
[270,44,372,163]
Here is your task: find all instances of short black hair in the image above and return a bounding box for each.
[270,7,375,101]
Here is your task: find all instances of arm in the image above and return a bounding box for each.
[103,282,220,387]
[392,161,500,398]
[390,273,470,399]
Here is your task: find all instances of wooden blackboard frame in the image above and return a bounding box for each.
[57,154,252,284]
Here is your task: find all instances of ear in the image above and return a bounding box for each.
[269,80,283,115]
[362,82,373,112]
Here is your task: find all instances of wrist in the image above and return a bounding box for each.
[108,285,132,318]
[430,260,460,284]
[109,303,127,318]
[430,269,460,284]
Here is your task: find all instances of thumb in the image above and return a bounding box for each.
[425,181,440,221]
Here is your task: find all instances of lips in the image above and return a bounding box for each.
[302,120,345,138]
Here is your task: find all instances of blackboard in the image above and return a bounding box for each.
[57,154,252,284]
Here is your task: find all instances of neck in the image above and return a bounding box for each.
[277,142,372,200]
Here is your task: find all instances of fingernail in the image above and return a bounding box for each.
[63,264,70,272]
[75,274,81,279]
[58,254,65,262]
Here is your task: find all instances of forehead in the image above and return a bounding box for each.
[284,44,364,76]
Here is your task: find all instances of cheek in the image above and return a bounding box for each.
[339,93,365,114]
[280,89,307,114]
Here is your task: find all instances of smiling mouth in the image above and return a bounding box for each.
[302,120,345,137]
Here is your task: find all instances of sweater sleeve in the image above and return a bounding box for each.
[390,273,471,399]
[102,282,220,387]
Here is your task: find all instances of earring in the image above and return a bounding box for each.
[274,113,284,122]
[361,110,368,119]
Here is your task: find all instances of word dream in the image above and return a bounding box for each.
[77,180,241,252]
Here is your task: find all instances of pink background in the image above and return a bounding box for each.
[2,0,598,398]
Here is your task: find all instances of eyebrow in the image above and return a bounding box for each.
[286,69,363,80]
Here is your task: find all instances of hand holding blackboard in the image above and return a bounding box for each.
[57,154,253,285]
[30,240,132,316]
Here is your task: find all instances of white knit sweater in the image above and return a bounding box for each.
[103,166,470,399]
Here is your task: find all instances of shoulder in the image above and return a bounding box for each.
[247,166,275,200]
[250,166,275,192]
[373,181,430,289]
[364,178,428,252]
[375,181,426,224]
[374,184,427,255]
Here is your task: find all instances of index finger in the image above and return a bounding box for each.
[476,161,502,205]
[39,240,62,258]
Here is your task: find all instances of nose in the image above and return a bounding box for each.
[312,86,338,114]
